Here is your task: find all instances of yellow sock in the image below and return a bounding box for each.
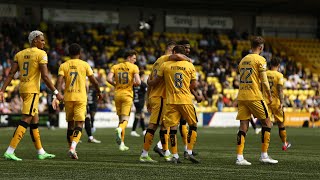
[261,127,271,153]
[180,123,188,146]
[9,121,28,149]
[279,127,287,143]
[169,130,178,154]
[71,127,82,144]
[119,121,128,142]
[160,128,170,151]
[236,131,246,155]
[187,126,197,150]
[143,129,155,151]
[30,124,43,150]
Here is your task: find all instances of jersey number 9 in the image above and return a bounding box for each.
[22,62,29,76]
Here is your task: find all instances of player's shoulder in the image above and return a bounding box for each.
[33,47,47,55]
[275,71,284,78]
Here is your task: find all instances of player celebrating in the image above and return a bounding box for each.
[0,30,63,161]
[53,43,102,159]
[235,36,278,165]
[148,45,200,164]
[107,50,141,151]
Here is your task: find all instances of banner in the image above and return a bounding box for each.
[0,4,17,17]
[43,8,119,24]
[284,112,310,127]
[256,15,317,29]
[208,112,239,127]
[59,111,203,128]
[59,112,134,128]
[199,17,233,29]
[166,15,198,28]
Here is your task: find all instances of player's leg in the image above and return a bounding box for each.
[140,111,146,134]
[29,114,55,160]
[179,119,188,154]
[181,104,199,163]
[235,100,251,165]
[165,104,181,163]
[4,93,36,161]
[153,97,167,157]
[65,102,75,148]
[68,101,86,159]
[131,104,141,137]
[4,114,32,161]
[90,110,96,132]
[140,97,161,162]
[159,125,171,161]
[275,108,290,150]
[253,100,278,164]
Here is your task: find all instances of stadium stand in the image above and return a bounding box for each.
[0,20,319,116]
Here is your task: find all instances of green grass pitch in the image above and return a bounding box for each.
[0,127,319,179]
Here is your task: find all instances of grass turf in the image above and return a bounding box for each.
[0,127,319,179]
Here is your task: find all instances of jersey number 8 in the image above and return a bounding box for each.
[174,73,183,88]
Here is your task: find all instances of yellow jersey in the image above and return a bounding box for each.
[158,61,196,104]
[237,54,267,101]
[149,55,170,98]
[264,70,284,106]
[14,47,48,93]
[111,61,139,97]
[58,59,93,102]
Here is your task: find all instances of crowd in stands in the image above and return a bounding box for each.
[0,19,319,116]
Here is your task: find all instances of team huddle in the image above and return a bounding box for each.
[0,31,290,164]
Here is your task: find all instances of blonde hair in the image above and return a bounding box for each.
[28,30,43,44]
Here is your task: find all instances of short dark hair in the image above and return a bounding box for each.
[68,43,81,56]
[124,49,137,59]
[270,57,281,67]
[166,41,176,48]
[177,40,190,45]
[172,45,186,54]
[251,36,265,49]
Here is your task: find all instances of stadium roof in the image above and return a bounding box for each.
[3,0,320,15]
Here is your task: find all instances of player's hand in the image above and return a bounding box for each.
[0,91,4,102]
[97,92,103,101]
[133,82,140,86]
[195,95,203,103]
[56,93,64,101]
[52,98,60,110]
[279,104,284,112]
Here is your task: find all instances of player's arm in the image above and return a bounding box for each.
[133,73,141,86]
[40,64,63,101]
[52,75,64,110]
[260,71,272,103]
[190,80,203,103]
[107,72,116,86]
[169,54,192,62]
[0,62,19,102]
[88,75,102,100]
[277,84,284,110]
[147,75,163,86]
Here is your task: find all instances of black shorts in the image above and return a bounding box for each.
[134,102,144,114]
[88,104,97,113]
